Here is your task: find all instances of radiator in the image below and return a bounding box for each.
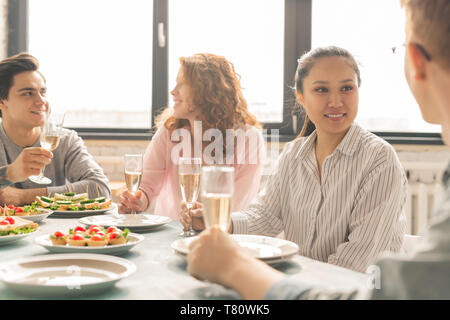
[402,161,448,235]
[405,182,445,235]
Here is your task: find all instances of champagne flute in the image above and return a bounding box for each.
[200,166,234,232]
[124,154,143,215]
[29,112,65,185]
[199,165,234,298]
[179,157,201,237]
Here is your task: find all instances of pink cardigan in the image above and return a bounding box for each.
[139,125,266,221]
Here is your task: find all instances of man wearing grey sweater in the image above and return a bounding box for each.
[0,53,110,205]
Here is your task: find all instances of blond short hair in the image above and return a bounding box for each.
[402,0,450,69]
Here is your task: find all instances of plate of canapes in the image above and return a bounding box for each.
[1,204,53,223]
[34,192,116,218]
[34,225,145,256]
[0,216,39,245]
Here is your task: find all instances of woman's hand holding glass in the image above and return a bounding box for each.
[121,154,143,214]
[180,165,235,233]
[118,189,148,214]
[180,201,205,232]
[178,157,202,237]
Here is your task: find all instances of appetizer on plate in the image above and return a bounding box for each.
[34,192,113,212]
[50,231,67,245]
[86,234,108,247]
[47,225,130,247]
[66,233,87,246]
[1,203,45,217]
[0,216,39,236]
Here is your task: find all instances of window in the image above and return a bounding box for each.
[7,0,441,142]
[28,0,153,129]
[312,0,440,133]
[168,0,285,123]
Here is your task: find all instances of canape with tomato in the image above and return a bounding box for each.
[66,233,87,246]
[87,234,108,247]
[50,231,67,245]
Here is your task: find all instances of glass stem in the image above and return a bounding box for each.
[38,165,46,179]
[187,203,193,231]
[131,191,137,215]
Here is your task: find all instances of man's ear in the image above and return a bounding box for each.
[406,42,427,81]
[0,99,6,113]
[295,91,304,105]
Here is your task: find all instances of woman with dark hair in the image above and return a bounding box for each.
[187,0,450,299]
[184,46,407,273]
[118,53,265,223]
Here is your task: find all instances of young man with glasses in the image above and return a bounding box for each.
[186,0,450,299]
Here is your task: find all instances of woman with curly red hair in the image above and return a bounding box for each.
[118,53,265,224]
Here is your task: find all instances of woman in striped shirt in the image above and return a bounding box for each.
[183,46,407,272]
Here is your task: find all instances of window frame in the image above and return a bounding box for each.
[7,0,443,145]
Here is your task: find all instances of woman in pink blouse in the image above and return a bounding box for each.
[118,53,266,222]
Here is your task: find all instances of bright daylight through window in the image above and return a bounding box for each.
[28,0,153,129]
[27,0,440,133]
[312,0,440,133]
[168,0,284,124]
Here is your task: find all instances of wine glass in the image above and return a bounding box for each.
[199,166,234,298]
[200,166,234,232]
[124,154,143,215]
[179,157,201,237]
[29,111,65,184]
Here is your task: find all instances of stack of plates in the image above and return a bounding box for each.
[79,213,172,233]
[172,234,299,264]
[0,253,136,297]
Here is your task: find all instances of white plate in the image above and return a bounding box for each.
[0,253,136,297]
[79,213,172,233]
[0,229,38,246]
[7,209,54,223]
[48,203,117,218]
[34,233,145,256]
[172,234,299,264]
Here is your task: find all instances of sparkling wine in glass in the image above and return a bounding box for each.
[29,112,65,185]
[200,165,234,298]
[179,157,201,237]
[124,154,143,215]
[200,166,234,232]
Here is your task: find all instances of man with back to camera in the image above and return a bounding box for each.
[0,52,111,205]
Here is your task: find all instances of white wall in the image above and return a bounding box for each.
[84,139,450,185]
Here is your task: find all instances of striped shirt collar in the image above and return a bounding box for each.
[295,122,363,160]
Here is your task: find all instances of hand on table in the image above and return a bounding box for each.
[118,190,148,214]
[0,186,47,206]
[0,187,25,206]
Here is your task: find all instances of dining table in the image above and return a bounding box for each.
[0,211,371,300]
